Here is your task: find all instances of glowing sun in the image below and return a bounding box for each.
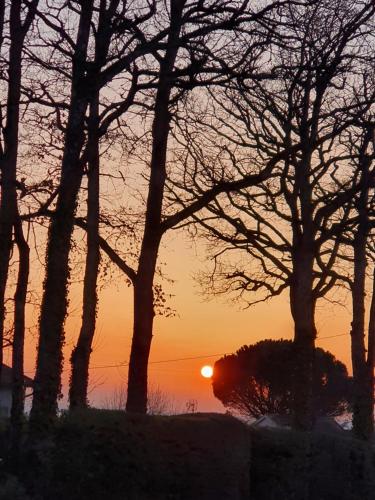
[201,365,213,378]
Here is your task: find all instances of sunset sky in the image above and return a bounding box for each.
[1,0,362,417]
[14,226,354,414]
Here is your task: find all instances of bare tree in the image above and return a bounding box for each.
[28,0,96,436]
[69,96,100,410]
[125,0,286,413]
[0,0,38,382]
[338,119,375,440]
[19,0,283,420]
[168,0,375,430]
[125,0,187,414]
[0,0,38,455]
[28,0,174,432]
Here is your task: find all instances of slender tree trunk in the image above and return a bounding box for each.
[368,267,375,373]
[126,0,184,414]
[351,151,372,440]
[366,267,375,424]
[10,213,29,455]
[0,0,24,380]
[29,1,94,436]
[69,96,100,409]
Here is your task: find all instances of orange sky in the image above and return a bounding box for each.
[14,227,353,414]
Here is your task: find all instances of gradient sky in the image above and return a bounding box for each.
[15,227,354,414]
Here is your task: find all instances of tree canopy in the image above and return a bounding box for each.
[212,340,350,420]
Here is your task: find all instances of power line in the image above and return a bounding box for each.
[82,334,350,371]
[24,333,349,374]
[89,352,229,370]
[317,333,348,341]
[24,352,229,374]
[90,361,127,370]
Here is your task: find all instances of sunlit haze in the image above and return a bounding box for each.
[15,229,353,414]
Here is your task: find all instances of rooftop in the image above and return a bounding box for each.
[252,414,344,433]
[0,364,33,388]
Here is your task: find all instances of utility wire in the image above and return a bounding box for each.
[316,333,349,340]
[89,352,228,370]
[24,332,349,374]
[86,332,349,370]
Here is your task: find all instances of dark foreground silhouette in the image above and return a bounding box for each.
[0,411,374,500]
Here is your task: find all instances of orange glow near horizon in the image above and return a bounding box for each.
[15,229,354,414]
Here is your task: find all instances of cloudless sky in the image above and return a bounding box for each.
[17,228,353,414]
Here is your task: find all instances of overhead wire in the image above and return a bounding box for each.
[24,332,349,374]
[85,332,350,370]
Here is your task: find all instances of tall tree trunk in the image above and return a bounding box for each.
[290,135,317,431]
[69,95,100,409]
[0,0,24,380]
[10,213,29,455]
[351,231,372,440]
[126,0,184,414]
[29,1,94,436]
[350,150,372,440]
[290,246,316,431]
[366,267,375,426]
[290,154,316,500]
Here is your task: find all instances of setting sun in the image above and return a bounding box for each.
[200,365,213,378]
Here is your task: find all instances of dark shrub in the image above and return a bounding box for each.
[250,428,375,500]
[24,410,250,500]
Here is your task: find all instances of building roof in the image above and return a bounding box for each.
[314,416,345,434]
[251,414,344,433]
[251,414,291,428]
[0,364,33,388]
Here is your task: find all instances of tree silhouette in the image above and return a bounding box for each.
[28,0,160,435]
[336,117,375,440]
[171,0,375,430]
[125,0,282,414]
[212,340,351,420]
[0,0,38,452]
